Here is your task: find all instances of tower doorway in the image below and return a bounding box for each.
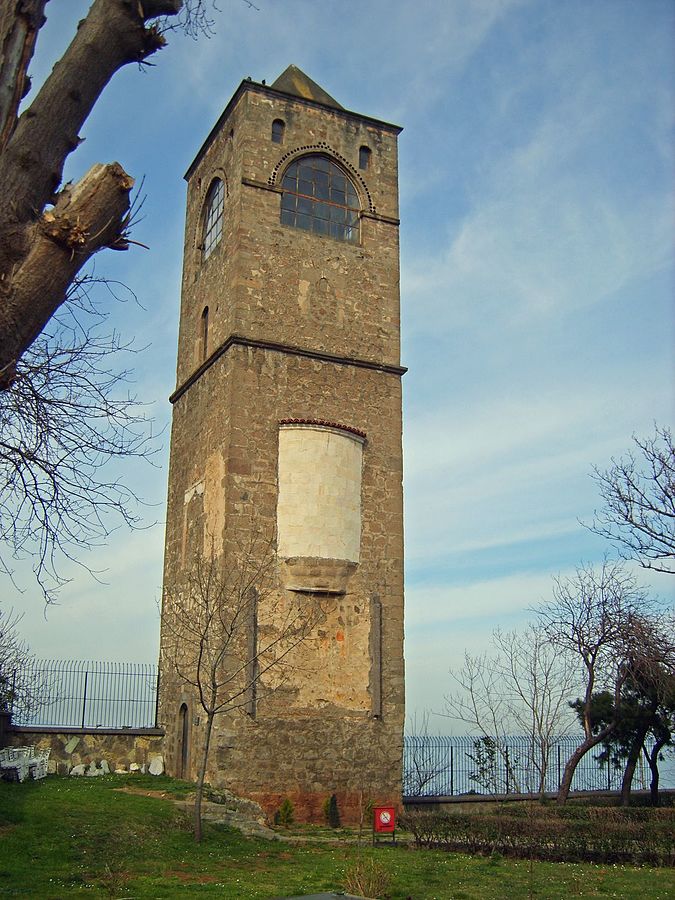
[178,703,189,778]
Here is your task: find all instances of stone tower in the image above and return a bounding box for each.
[159,66,405,822]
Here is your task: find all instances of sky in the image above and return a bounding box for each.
[5,0,674,731]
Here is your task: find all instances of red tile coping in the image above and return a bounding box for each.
[279,418,367,440]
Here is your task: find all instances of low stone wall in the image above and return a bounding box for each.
[7,726,165,776]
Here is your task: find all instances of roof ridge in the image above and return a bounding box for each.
[270,64,343,110]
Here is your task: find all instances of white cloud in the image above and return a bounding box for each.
[406,570,555,628]
[402,8,674,339]
[8,525,165,663]
[5,1,672,714]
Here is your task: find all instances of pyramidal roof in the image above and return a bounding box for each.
[271,65,343,110]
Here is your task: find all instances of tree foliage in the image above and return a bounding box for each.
[571,636,675,806]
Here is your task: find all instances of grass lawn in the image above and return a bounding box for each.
[0,775,673,898]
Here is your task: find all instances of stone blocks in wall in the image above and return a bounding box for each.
[7,730,165,776]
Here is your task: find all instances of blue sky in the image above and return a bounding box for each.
[7,0,674,728]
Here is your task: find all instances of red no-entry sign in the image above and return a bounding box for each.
[373,806,396,833]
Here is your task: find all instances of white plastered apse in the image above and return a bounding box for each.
[277,425,363,562]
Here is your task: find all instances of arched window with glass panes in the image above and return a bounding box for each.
[202,178,224,259]
[280,155,360,243]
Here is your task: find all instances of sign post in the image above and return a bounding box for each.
[372,805,396,846]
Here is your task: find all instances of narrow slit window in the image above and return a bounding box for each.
[272,119,285,143]
[359,146,371,170]
[200,306,209,361]
[202,179,224,259]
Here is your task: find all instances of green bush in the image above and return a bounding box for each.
[399,805,675,866]
[323,793,340,828]
[274,797,295,827]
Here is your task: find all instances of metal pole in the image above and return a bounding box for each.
[557,744,561,790]
[450,745,454,796]
[505,746,510,794]
[154,668,160,728]
[81,671,88,729]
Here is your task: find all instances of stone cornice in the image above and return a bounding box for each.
[170,334,407,404]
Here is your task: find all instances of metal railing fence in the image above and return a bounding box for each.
[9,661,674,793]
[9,659,159,730]
[403,734,673,797]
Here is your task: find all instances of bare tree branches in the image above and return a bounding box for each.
[588,425,675,574]
[403,711,448,797]
[160,536,320,841]
[444,623,577,796]
[0,605,36,714]
[0,278,158,602]
[0,1,215,592]
[536,560,667,802]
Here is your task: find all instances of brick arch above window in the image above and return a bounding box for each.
[269,143,374,214]
[279,154,361,243]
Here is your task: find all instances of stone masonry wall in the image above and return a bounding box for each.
[7,728,164,777]
[160,75,405,823]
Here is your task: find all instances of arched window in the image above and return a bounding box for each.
[271,118,285,143]
[200,306,209,361]
[202,178,224,259]
[359,145,371,171]
[280,154,360,242]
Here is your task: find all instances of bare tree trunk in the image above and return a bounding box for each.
[557,725,614,804]
[0,1,47,150]
[194,709,215,843]
[0,0,183,388]
[536,738,550,800]
[646,737,666,807]
[619,725,649,806]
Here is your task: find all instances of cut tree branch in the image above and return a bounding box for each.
[0,162,134,389]
[0,0,183,387]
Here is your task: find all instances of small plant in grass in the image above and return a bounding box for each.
[344,854,390,898]
[274,796,295,827]
[323,792,341,828]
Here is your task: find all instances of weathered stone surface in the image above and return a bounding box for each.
[205,787,267,825]
[70,764,85,776]
[64,736,80,754]
[7,730,164,775]
[148,755,164,775]
[159,71,405,822]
